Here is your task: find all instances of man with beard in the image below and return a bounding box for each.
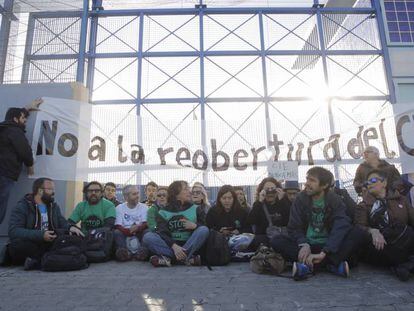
[69,181,116,235]
[271,167,367,280]
[6,178,83,270]
[0,98,43,224]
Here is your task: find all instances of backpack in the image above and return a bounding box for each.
[250,244,285,275]
[205,230,231,266]
[41,234,88,272]
[85,227,114,263]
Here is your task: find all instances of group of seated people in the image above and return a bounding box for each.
[2,146,414,282]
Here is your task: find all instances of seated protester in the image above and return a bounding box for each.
[142,180,209,267]
[114,185,148,261]
[355,169,414,281]
[147,186,168,232]
[7,178,83,270]
[331,180,357,221]
[234,186,251,211]
[192,182,211,214]
[271,167,367,281]
[68,181,116,235]
[354,146,402,196]
[283,181,300,204]
[104,182,122,207]
[248,177,291,244]
[206,185,251,235]
[142,181,158,207]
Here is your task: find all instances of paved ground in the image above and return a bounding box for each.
[1,261,414,311]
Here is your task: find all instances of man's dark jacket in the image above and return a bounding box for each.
[0,121,34,180]
[288,190,352,254]
[8,194,70,243]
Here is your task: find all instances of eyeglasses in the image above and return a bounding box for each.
[41,188,54,192]
[364,177,384,187]
[87,189,102,193]
[192,191,202,195]
[157,193,167,198]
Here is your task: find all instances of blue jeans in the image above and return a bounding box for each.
[143,226,209,260]
[0,176,15,224]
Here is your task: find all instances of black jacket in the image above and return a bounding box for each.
[155,200,206,247]
[0,121,34,180]
[8,194,70,243]
[206,205,251,233]
[288,190,352,254]
[248,198,291,235]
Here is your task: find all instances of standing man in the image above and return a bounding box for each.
[7,177,83,270]
[0,98,43,224]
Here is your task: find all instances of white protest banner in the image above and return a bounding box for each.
[31,97,91,181]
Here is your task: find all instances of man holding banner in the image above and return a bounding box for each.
[0,98,43,224]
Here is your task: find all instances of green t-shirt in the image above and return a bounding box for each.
[69,198,116,234]
[147,205,160,232]
[306,197,329,246]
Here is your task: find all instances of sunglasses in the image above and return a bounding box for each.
[364,177,384,187]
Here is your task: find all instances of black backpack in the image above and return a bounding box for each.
[41,234,88,272]
[205,230,231,266]
[85,227,114,263]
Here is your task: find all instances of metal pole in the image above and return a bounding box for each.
[372,0,396,104]
[199,7,208,187]
[86,1,100,98]
[76,0,89,83]
[0,0,14,84]
[136,12,144,186]
[259,12,272,159]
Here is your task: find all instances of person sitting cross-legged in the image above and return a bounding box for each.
[7,178,83,270]
[355,169,414,281]
[114,185,148,262]
[142,180,209,267]
[271,167,368,281]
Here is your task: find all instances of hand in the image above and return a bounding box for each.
[28,166,34,176]
[298,243,311,263]
[276,188,285,200]
[26,98,43,111]
[43,230,57,242]
[370,228,386,250]
[219,227,232,236]
[69,226,84,237]
[172,244,187,261]
[129,224,139,234]
[259,190,266,203]
[182,219,197,230]
[308,252,326,266]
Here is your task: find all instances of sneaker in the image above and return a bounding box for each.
[292,262,312,281]
[326,261,350,278]
[134,247,149,261]
[392,265,411,282]
[150,255,171,267]
[115,248,131,262]
[187,255,201,266]
[24,257,40,271]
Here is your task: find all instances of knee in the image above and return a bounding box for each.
[196,225,209,237]
[142,232,157,245]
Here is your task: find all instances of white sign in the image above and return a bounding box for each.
[267,161,298,181]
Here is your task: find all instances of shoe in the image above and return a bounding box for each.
[187,255,201,266]
[392,265,411,282]
[292,262,312,281]
[134,247,149,261]
[150,255,171,267]
[24,257,40,271]
[115,248,131,262]
[326,261,350,278]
